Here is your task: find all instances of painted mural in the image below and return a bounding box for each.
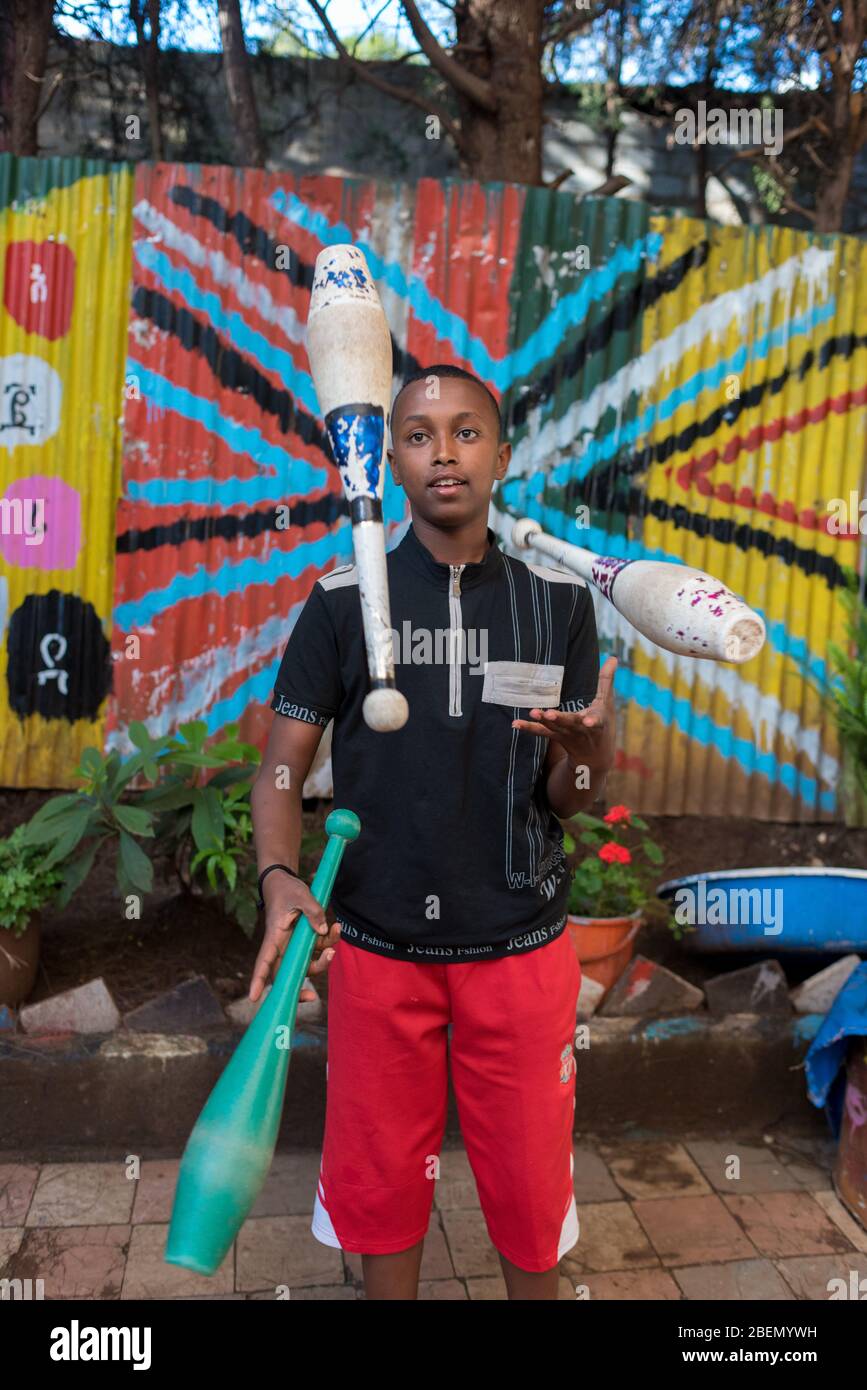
[1,155,865,820]
[0,155,133,786]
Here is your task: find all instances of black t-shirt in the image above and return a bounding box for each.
[270,522,600,962]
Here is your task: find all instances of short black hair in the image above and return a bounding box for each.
[391,363,502,440]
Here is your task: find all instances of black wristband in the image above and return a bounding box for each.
[256,863,300,910]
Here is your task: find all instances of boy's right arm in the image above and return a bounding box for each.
[248,713,332,1001]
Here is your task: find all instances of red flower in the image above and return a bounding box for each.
[599,842,632,865]
[603,805,632,825]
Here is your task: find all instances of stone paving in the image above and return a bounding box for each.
[2,1135,866,1300]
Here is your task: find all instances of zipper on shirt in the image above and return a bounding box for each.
[448,564,465,716]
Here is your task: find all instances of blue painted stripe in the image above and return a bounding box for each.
[114,476,407,628]
[613,665,836,812]
[126,361,328,497]
[642,1017,706,1040]
[272,189,660,390]
[113,525,354,629]
[497,489,830,687]
[133,241,321,416]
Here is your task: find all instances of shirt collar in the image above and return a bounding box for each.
[395,522,504,590]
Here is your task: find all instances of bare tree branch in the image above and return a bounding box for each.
[305,0,465,149]
[349,1,392,57]
[399,0,497,112]
[544,0,611,49]
[813,0,842,58]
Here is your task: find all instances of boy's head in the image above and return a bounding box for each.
[387,365,510,528]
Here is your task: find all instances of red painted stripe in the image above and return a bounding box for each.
[673,381,867,535]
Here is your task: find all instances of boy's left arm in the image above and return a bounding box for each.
[511,583,618,820]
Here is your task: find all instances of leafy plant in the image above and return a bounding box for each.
[0,824,66,936]
[827,567,867,814]
[15,720,264,922]
[16,724,176,906]
[563,805,664,919]
[137,720,262,932]
[799,565,867,826]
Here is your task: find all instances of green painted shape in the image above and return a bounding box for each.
[0,153,131,212]
[500,191,651,540]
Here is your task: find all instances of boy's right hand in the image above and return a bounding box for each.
[249,873,335,1003]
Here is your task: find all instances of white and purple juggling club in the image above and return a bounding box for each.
[512,518,765,664]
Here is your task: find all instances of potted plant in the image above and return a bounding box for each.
[0,824,65,1007]
[562,806,664,992]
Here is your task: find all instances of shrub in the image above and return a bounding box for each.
[0,824,65,936]
[563,805,664,918]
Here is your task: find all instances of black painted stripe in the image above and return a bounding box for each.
[616,329,867,480]
[506,240,711,430]
[132,283,327,448]
[116,491,348,554]
[164,183,421,382]
[168,183,314,289]
[574,484,848,590]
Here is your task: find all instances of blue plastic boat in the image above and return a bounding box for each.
[656,868,867,953]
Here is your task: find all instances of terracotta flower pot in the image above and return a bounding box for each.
[566,909,642,993]
[0,913,41,1008]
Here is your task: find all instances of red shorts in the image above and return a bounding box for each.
[312,927,582,1273]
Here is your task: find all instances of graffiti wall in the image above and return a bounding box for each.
[2,155,865,819]
[0,156,133,787]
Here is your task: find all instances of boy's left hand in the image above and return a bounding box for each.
[511,655,618,774]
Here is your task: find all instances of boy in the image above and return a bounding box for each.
[249,364,617,1300]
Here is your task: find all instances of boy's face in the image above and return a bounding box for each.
[387,376,511,526]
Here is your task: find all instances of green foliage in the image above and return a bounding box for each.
[0,824,66,935]
[138,721,262,934]
[16,732,172,906]
[15,720,263,928]
[575,82,625,134]
[826,568,867,810]
[827,571,867,784]
[752,163,785,215]
[800,565,867,822]
[562,807,664,919]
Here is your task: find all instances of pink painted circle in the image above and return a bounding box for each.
[0,475,82,570]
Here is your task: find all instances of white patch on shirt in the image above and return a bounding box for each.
[481,660,565,709]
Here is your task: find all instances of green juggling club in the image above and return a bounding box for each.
[164,807,361,1275]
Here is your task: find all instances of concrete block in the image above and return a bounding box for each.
[123,976,225,1032]
[20,979,120,1035]
[599,955,704,1017]
[790,955,862,1015]
[576,973,606,1020]
[705,960,791,1017]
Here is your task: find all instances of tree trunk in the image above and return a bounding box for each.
[217,0,265,168]
[453,0,544,184]
[130,0,163,161]
[813,2,867,233]
[5,0,54,156]
[604,0,627,179]
[814,142,857,233]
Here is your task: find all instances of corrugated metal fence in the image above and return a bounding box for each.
[1,155,865,819]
